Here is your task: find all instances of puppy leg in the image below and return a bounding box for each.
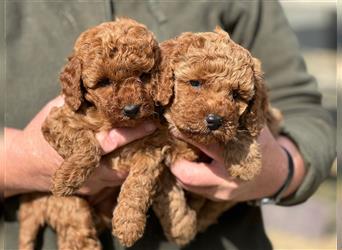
[47,196,101,250]
[152,169,197,246]
[51,141,101,196]
[152,139,199,245]
[42,107,102,196]
[112,150,164,247]
[55,217,101,250]
[18,194,47,250]
[194,140,260,232]
[196,201,235,232]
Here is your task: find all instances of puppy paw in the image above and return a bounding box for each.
[168,210,197,246]
[112,207,146,247]
[50,183,78,196]
[80,238,102,250]
[51,167,86,196]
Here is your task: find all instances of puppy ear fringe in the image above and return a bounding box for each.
[60,56,84,111]
[152,40,177,106]
[240,57,268,138]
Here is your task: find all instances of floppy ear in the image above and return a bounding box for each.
[60,56,83,111]
[240,58,268,137]
[152,40,177,106]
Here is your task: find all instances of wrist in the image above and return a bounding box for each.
[256,147,294,205]
[254,127,289,200]
[261,142,290,200]
[277,136,306,198]
[249,135,306,206]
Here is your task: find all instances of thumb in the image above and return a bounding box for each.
[173,132,225,163]
[95,121,156,154]
[25,96,65,131]
[170,159,230,187]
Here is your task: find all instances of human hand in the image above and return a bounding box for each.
[3,96,157,197]
[170,126,306,202]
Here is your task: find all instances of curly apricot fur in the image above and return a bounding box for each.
[153,27,282,239]
[18,18,165,249]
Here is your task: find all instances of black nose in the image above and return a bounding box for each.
[205,114,223,131]
[123,104,140,118]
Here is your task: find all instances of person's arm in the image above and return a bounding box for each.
[222,0,336,205]
[170,0,335,205]
[170,126,305,202]
[1,96,157,198]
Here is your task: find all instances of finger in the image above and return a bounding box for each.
[87,186,113,205]
[26,96,65,130]
[173,133,225,162]
[77,183,103,196]
[46,95,65,109]
[78,166,127,196]
[85,166,127,187]
[78,176,123,196]
[193,143,225,163]
[88,187,119,205]
[93,187,119,221]
[97,163,128,183]
[177,181,227,202]
[40,96,65,122]
[96,121,156,154]
[170,159,232,187]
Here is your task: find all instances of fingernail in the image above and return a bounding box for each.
[117,171,129,179]
[144,122,156,133]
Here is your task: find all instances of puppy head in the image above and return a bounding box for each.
[60,18,160,127]
[157,27,268,144]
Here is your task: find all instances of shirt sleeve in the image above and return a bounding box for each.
[221,0,336,205]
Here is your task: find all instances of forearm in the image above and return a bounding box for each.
[223,0,335,204]
[2,127,53,198]
[2,128,29,197]
[2,95,156,199]
[251,127,305,202]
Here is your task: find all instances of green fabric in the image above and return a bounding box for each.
[5,1,109,128]
[218,1,336,205]
[4,0,336,250]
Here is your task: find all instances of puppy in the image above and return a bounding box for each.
[43,18,159,196]
[153,26,281,241]
[19,18,163,249]
[19,193,102,250]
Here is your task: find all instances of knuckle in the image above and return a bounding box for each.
[209,192,229,202]
[97,131,119,153]
[171,161,205,187]
[219,189,234,201]
[205,186,232,202]
[78,187,92,196]
[218,192,231,201]
[109,130,124,148]
[177,168,196,186]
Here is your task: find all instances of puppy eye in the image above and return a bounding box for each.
[189,80,201,88]
[98,78,110,87]
[140,72,150,84]
[232,90,240,100]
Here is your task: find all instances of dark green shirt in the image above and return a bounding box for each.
[4,1,336,250]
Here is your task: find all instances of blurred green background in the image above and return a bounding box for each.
[262,2,337,250]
